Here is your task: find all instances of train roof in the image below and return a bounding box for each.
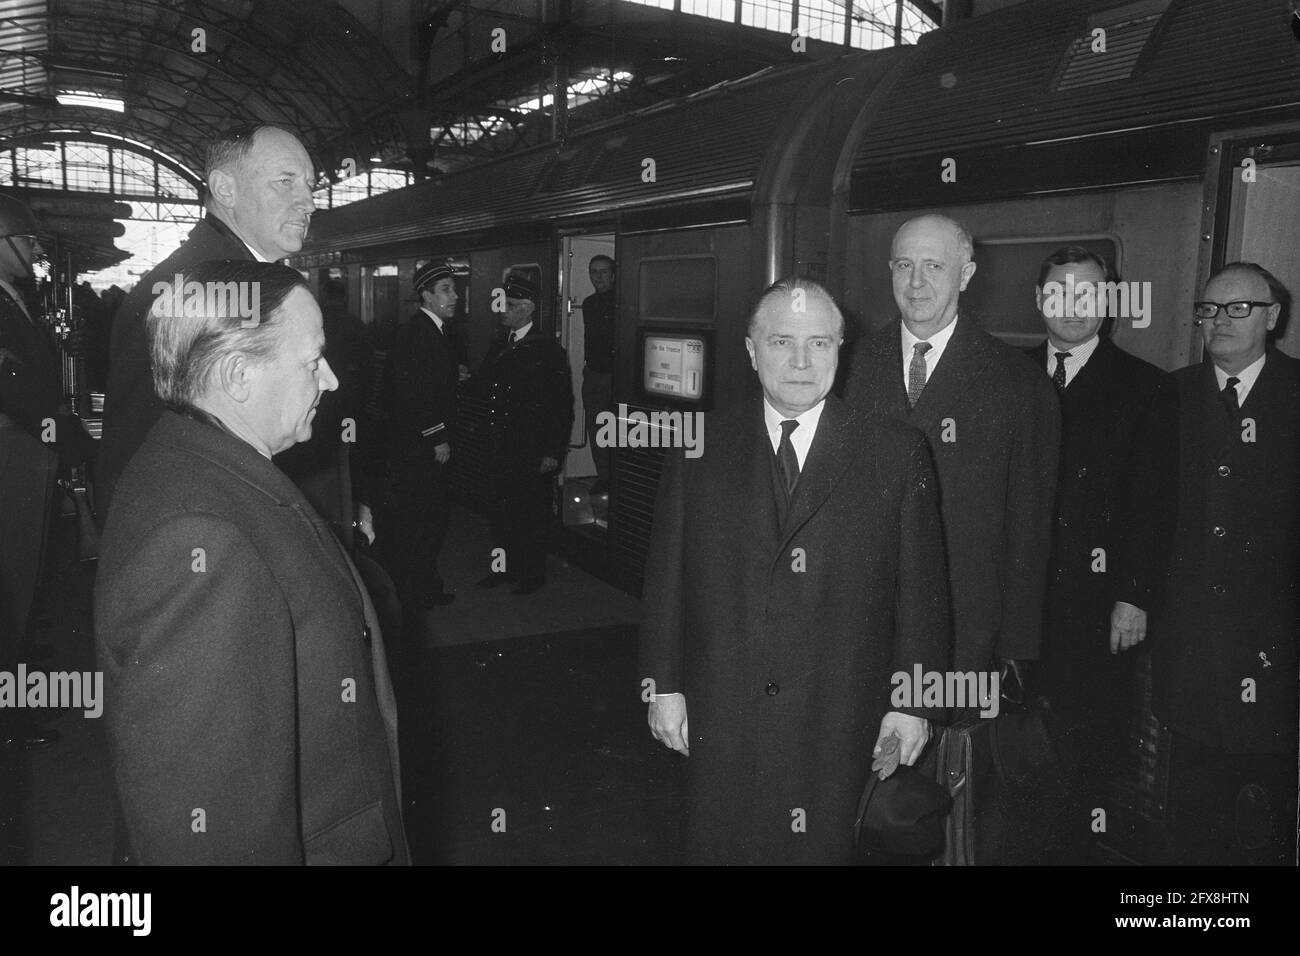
[303,50,902,254]
[844,0,1300,211]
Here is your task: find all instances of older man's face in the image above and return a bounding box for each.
[226,128,316,261]
[248,287,338,455]
[889,217,976,337]
[1200,270,1278,374]
[745,294,842,418]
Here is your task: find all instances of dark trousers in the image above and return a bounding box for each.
[386,452,449,601]
[1151,731,1298,865]
[488,463,554,583]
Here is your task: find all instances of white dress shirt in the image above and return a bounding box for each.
[1214,351,1267,407]
[1044,333,1101,389]
[901,315,960,395]
[508,321,533,343]
[419,306,445,333]
[762,397,825,470]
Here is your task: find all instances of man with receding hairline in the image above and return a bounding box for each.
[640,277,949,864]
[97,123,318,522]
[844,213,1059,679]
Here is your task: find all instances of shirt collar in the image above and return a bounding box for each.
[763,396,826,438]
[511,321,533,341]
[419,306,445,332]
[1214,351,1267,401]
[901,313,960,355]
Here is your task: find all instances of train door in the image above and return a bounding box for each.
[1210,130,1300,360]
[558,231,616,536]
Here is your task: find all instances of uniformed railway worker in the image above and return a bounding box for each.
[475,273,573,595]
[385,260,461,609]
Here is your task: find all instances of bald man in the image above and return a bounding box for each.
[98,123,317,522]
[843,214,1060,678]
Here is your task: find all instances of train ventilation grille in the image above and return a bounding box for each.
[1053,0,1172,93]
[612,423,669,596]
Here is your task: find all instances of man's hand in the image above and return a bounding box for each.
[875,711,929,766]
[353,502,375,546]
[648,693,689,756]
[434,442,451,465]
[539,456,559,474]
[1110,601,1147,654]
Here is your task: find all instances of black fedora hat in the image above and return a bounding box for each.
[854,763,953,861]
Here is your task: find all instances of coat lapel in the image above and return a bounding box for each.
[908,316,987,430]
[733,401,783,550]
[777,395,858,553]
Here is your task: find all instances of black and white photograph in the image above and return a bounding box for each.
[0,0,1296,926]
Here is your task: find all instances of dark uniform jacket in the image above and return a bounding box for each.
[479,326,572,469]
[843,316,1060,671]
[388,309,458,457]
[0,284,62,441]
[95,410,408,864]
[639,395,949,864]
[98,215,251,519]
[1028,338,1178,698]
[1152,350,1300,755]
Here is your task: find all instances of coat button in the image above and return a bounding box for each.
[362,625,372,645]
[1212,526,1226,537]
[1217,465,1231,477]
[765,682,779,696]
[1076,467,1087,478]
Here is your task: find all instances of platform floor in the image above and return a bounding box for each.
[2,505,685,866]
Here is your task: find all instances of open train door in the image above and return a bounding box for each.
[1207,129,1300,360]
[557,230,616,535]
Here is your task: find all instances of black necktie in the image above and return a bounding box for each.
[1221,376,1240,422]
[1053,351,1070,392]
[777,419,800,496]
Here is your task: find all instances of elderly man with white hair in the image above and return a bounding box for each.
[95,259,408,866]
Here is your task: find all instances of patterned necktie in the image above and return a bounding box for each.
[1053,351,1070,392]
[777,419,800,496]
[1221,376,1240,422]
[907,342,932,407]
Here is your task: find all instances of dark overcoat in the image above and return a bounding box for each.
[1026,337,1178,714]
[842,316,1060,670]
[638,395,949,864]
[1151,350,1299,754]
[97,215,251,519]
[95,410,409,864]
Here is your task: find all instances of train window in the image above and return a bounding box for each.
[638,256,717,322]
[964,237,1120,347]
[363,262,402,347]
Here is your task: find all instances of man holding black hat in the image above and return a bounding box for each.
[386,260,460,610]
[475,273,573,595]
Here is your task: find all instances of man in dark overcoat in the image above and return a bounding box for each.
[95,261,408,865]
[1025,245,1178,861]
[474,273,573,595]
[1150,262,1298,865]
[97,123,316,522]
[639,278,949,865]
[842,214,1060,675]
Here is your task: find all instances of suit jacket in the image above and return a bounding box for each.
[388,309,458,458]
[638,395,950,864]
[95,410,409,864]
[97,215,252,519]
[478,326,573,470]
[1152,350,1300,754]
[843,316,1060,670]
[1029,336,1178,635]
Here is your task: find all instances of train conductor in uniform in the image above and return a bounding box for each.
[386,260,460,609]
[95,260,407,865]
[639,277,949,864]
[1151,262,1299,865]
[843,214,1060,677]
[97,123,317,522]
[475,273,573,595]
[1026,246,1179,862]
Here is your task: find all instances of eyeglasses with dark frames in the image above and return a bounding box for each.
[1193,300,1275,322]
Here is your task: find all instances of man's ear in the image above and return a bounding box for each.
[959,260,977,291]
[216,350,255,402]
[208,167,238,211]
[1267,303,1281,331]
[744,336,757,371]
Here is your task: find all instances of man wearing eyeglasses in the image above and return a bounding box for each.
[1150,262,1299,865]
[97,123,317,524]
